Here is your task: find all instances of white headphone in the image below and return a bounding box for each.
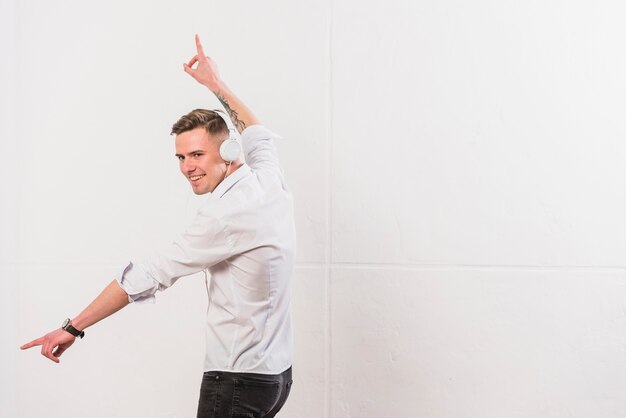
[215,110,242,163]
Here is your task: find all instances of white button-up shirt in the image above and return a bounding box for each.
[117,125,295,374]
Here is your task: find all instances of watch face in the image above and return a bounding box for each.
[62,318,70,328]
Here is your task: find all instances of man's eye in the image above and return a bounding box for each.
[177,156,184,161]
[193,153,202,158]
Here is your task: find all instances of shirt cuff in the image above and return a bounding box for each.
[117,262,159,304]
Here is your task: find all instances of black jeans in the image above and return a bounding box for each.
[196,367,293,418]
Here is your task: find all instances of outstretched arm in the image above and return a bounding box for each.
[20,279,130,363]
[183,35,260,133]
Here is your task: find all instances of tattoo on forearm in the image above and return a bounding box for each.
[217,93,247,132]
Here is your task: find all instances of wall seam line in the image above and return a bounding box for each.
[7,262,626,272]
[328,263,626,272]
[325,0,334,415]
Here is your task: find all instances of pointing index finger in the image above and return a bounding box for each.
[195,34,206,58]
[20,338,43,350]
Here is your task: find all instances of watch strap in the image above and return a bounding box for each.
[61,319,85,339]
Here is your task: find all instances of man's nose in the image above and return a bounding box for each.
[182,159,196,173]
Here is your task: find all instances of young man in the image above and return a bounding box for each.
[21,35,295,418]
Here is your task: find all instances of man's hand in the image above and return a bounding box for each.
[183,35,223,92]
[182,34,260,133]
[20,280,129,364]
[20,328,76,364]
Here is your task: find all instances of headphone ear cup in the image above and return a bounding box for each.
[220,139,242,162]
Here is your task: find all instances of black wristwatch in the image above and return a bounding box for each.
[61,318,85,339]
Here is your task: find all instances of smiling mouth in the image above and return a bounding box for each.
[189,174,206,182]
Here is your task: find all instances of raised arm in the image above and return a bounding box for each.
[183,35,259,133]
[20,280,129,363]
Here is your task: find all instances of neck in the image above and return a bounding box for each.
[224,161,244,180]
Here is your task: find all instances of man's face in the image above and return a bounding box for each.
[175,127,226,195]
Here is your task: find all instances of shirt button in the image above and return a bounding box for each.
[215,375,220,381]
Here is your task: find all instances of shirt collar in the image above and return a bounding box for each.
[210,163,251,199]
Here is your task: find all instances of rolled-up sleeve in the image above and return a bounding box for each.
[241,125,283,173]
[117,261,159,303]
[117,210,234,304]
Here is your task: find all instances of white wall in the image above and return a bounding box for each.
[6,0,626,417]
[1,0,18,416]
